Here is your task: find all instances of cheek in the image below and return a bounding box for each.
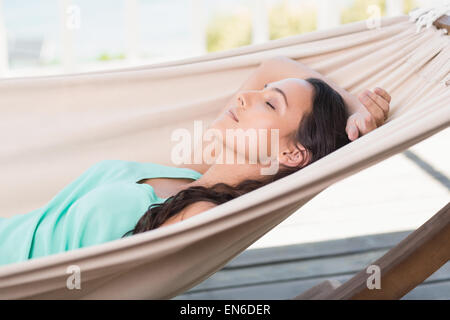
[240,113,280,131]
[210,110,297,157]
[239,113,296,151]
[265,120,298,153]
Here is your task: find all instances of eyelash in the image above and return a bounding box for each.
[264,85,276,110]
[266,102,276,110]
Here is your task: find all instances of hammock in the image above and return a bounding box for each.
[0,12,448,299]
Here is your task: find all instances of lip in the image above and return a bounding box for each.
[227,109,239,122]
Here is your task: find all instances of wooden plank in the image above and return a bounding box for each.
[175,263,450,300]
[321,202,450,300]
[189,249,388,292]
[292,279,341,300]
[224,231,411,269]
[174,275,354,300]
[174,227,450,299]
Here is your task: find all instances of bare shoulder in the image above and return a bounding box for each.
[180,201,217,220]
[159,201,217,228]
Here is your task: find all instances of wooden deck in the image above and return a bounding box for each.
[174,230,450,300]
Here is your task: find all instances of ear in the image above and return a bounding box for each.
[278,142,310,168]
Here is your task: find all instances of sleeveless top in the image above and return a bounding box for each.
[0,160,203,266]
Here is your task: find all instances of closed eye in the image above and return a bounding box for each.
[266,102,276,110]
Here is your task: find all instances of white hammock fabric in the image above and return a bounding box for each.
[0,14,448,299]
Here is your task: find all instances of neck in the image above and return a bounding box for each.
[181,148,270,190]
[190,162,263,189]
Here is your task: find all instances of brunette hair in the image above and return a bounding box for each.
[123,78,351,236]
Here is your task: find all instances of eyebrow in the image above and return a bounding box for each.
[264,83,289,108]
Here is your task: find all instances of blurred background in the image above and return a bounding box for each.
[0,0,446,78]
[0,0,448,299]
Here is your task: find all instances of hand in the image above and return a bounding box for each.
[346,87,391,141]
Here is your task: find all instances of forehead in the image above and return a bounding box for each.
[270,78,314,114]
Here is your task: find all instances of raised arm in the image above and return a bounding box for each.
[178,55,390,173]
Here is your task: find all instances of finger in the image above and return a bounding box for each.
[345,116,359,141]
[358,90,385,126]
[366,90,389,121]
[374,87,391,103]
[355,112,377,135]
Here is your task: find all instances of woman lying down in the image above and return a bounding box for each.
[0,56,391,266]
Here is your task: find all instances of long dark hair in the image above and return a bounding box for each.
[123,78,351,236]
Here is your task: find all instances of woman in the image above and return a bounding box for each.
[0,56,391,266]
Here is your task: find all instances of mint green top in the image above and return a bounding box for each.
[0,160,202,266]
